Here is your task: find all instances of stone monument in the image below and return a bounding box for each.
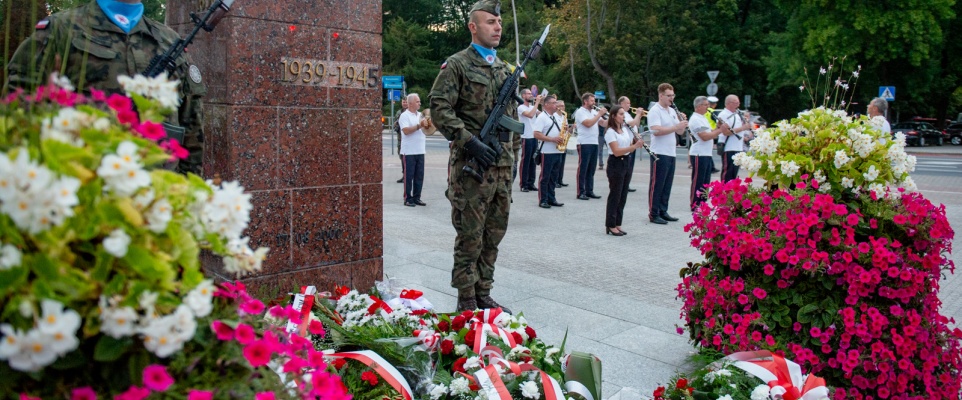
[165,0,383,294]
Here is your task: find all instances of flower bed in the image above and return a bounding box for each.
[678,107,962,399]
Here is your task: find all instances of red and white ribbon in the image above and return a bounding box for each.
[328,350,414,400]
[722,351,829,400]
[470,322,517,353]
[386,289,434,311]
[412,329,440,350]
[286,286,316,337]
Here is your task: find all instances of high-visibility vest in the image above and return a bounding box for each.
[706,107,718,129]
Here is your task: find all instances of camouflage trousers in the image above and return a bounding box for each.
[447,159,513,295]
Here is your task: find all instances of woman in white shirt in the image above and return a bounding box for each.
[604,107,645,236]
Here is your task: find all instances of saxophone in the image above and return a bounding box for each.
[557,110,571,151]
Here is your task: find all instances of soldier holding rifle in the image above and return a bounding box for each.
[6,0,210,175]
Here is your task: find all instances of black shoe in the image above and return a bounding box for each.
[606,227,626,236]
[712,168,720,173]
[414,200,427,206]
[558,182,569,187]
[404,201,416,207]
[627,187,637,192]
[587,193,602,199]
[457,297,478,312]
[539,202,551,209]
[650,216,668,224]
[578,194,589,200]
[548,201,564,207]
[598,165,605,170]
[396,178,404,183]
[662,214,679,222]
[476,295,512,314]
[521,187,529,192]
[619,228,627,234]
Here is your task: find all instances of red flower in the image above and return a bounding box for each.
[464,329,476,348]
[106,93,132,112]
[653,386,666,398]
[437,320,451,332]
[452,357,467,373]
[308,320,325,336]
[136,121,167,141]
[361,371,379,386]
[676,378,688,389]
[440,339,454,355]
[525,326,537,340]
[243,339,273,367]
[452,315,467,331]
[511,331,523,344]
[331,358,346,370]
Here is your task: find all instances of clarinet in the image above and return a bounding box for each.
[670,102,694,144]
[626,124,659,161]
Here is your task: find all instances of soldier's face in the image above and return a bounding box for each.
[470,12,502,48]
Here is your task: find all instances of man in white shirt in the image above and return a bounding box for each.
[574,93,607,200]
[399,93,429,207]
[646,83,687,224]
[716,95,754,182]
[867,97,892,134]
[554,100,570,188]
[518,88,542,192]
[533,95,565,208]
[618,96,645,193]
[688,96,730,212]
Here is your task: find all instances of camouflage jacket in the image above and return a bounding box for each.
[429,46,520,167]
[5,1,206,174]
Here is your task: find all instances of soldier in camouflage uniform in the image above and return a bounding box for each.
[429,0,520,313]
[5,0,206,175]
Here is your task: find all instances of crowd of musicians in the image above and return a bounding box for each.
[396,83,758,236]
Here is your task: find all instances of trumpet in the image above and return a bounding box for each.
[626,124,658,161]
[592,105,609,120]
[628,107,648,117]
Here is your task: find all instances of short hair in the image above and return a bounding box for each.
[693,96,708,108]
[544,94,557,102]
[581,92,595,103]
[870,97,888,115]
[657,83,674,94]
[617,96,630,104]
[521,88,532,95]
[406,93,419,102]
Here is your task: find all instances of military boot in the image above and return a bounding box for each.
[456,288,478,312]
[476,294,512,314]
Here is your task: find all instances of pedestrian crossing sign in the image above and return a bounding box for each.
[879,86,895,101]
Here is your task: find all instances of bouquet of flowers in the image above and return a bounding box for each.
[314,286,578,400]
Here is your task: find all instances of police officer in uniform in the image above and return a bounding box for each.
[429,0,518,313]
[6,0,206,175]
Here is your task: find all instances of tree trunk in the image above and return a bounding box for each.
[585,0,616,102]
[2,0,47,85]
[569,45,580,98]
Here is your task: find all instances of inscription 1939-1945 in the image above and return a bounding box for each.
[275,227,344,254]
[280,57,380,88]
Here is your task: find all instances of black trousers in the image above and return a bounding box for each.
[597,134,606,167]
[689,155,713,211]
[721,151,740,182]
[577,144,598,196]
[556,152,567,185]
[606,155,633,228]
[648,155,675,219]
[538,153,563,204]
[403,154,425,202]
[520,138,538,189]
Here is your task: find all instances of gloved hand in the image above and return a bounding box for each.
[463,136,497,170]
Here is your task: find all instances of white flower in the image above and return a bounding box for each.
[429,384,448,400]
[819,182,832,193]
[139,307,195,358]
[900,176,918,192]
[201,180,253,240]
[463,355,482,370]
[0,324,26,360]
[183,280,215,317]
[798,85,805,91]
[863,165,879,182]
[868,183,886,199]
[450,376,471,394]
[819,67,827,75]
[118,73,181,109]
[455,344,469,355]
[520,380,540,399]
[733,152,762,173]
[0,244,22,269]
[50,72,75,91]
[718,395,734,400]
[103,229,131,258]
[132,189,155,210]
[779,160,800,177]
[751,384,771,400]
[145,198,173,233]
[100,305,139,338]
[841,177,855,188]
[833,150,850,169]
[97,141,151,196]
[37,301,82,354]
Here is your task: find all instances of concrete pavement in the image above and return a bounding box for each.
[380,134,962,399]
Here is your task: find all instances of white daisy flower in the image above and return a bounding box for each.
[0,244,22,269]
[103,229,131,258]
[183,280,216,317]
[520,380,540,399]
[100,305,139,338]
[145,198,173,233]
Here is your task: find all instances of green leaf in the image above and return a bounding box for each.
[796,303,819,324]
[51,348,87,369]
[93,335,133,362]
[0,265,29,298]
[123,245,176,287]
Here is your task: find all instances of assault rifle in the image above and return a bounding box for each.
[463,25,551,183]
[142,0,235,143]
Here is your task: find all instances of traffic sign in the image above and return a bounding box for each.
[744,95,752,108]
[387,89,402,102]
[707,83,718,96]
[383,75,404,89]
[879,86,896,102]
[707,70,719,82]
[594,90,606,100]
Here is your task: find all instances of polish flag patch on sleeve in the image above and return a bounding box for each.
[35,19,50,30]
[440,61,447,69]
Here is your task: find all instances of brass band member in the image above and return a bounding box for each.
[574,93,607,200]
[518,88,542,192]
[604,106,645,236]
[618,96,645,192]
[717,94,754,182]
[533,95,565,208]
[688,96,729,211]
[646,83,685,225]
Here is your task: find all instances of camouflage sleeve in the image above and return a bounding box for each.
[176,58,206,176]
[5,20,59,91]
[429,59,473,147]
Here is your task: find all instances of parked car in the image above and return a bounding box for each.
[749,112,768,130]
[891,121,944,146]
[946,123,962,146]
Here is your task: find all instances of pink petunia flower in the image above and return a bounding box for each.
[106,94,133,112]
[243,339,273,367]
[254,392,276,400]
[143,365,175,392]
[235,323,256,344]
[309,320,325,336]
[161,139,189,160]
[187,391,213,400]
[71,387,97,400]
[752,287,767,300]
[240,299,265,315]
[136,121,167,141]
[114,386,150,400]
[211,320,235,341]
